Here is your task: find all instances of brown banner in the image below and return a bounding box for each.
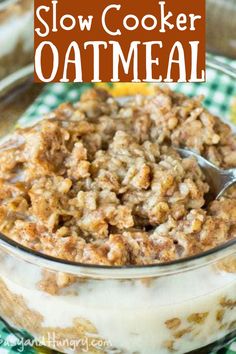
[34,0,205,83]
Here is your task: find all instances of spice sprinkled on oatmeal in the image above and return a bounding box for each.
[0,87,236,265]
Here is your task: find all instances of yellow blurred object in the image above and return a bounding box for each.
[95,83,156,97]
[34,346,54,354]
[231,98,236,124]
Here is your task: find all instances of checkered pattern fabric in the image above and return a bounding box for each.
[1,54,236,354]
[18,55,236,129]
[0,320,36,354]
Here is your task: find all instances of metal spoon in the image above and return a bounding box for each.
[115,97,236,200]
[176,148,236,200]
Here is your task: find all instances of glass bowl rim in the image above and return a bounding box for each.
[0,55,236,279]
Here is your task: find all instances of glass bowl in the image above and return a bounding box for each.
[0,58,235,354]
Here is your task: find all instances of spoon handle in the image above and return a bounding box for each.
[216,169,236,199]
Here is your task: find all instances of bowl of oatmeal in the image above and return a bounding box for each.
[0,61,235,354]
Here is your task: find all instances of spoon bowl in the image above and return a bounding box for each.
[176,148,236,200]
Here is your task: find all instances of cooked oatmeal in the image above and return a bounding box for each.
[0,87,236,265]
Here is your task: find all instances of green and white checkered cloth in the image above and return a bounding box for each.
[18,55,236,129]
[0,320,43,354]
[1,54,236,354]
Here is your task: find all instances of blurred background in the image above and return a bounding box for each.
[206,0,236,58]
[0,0,236,81]
[0,0,33,80]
